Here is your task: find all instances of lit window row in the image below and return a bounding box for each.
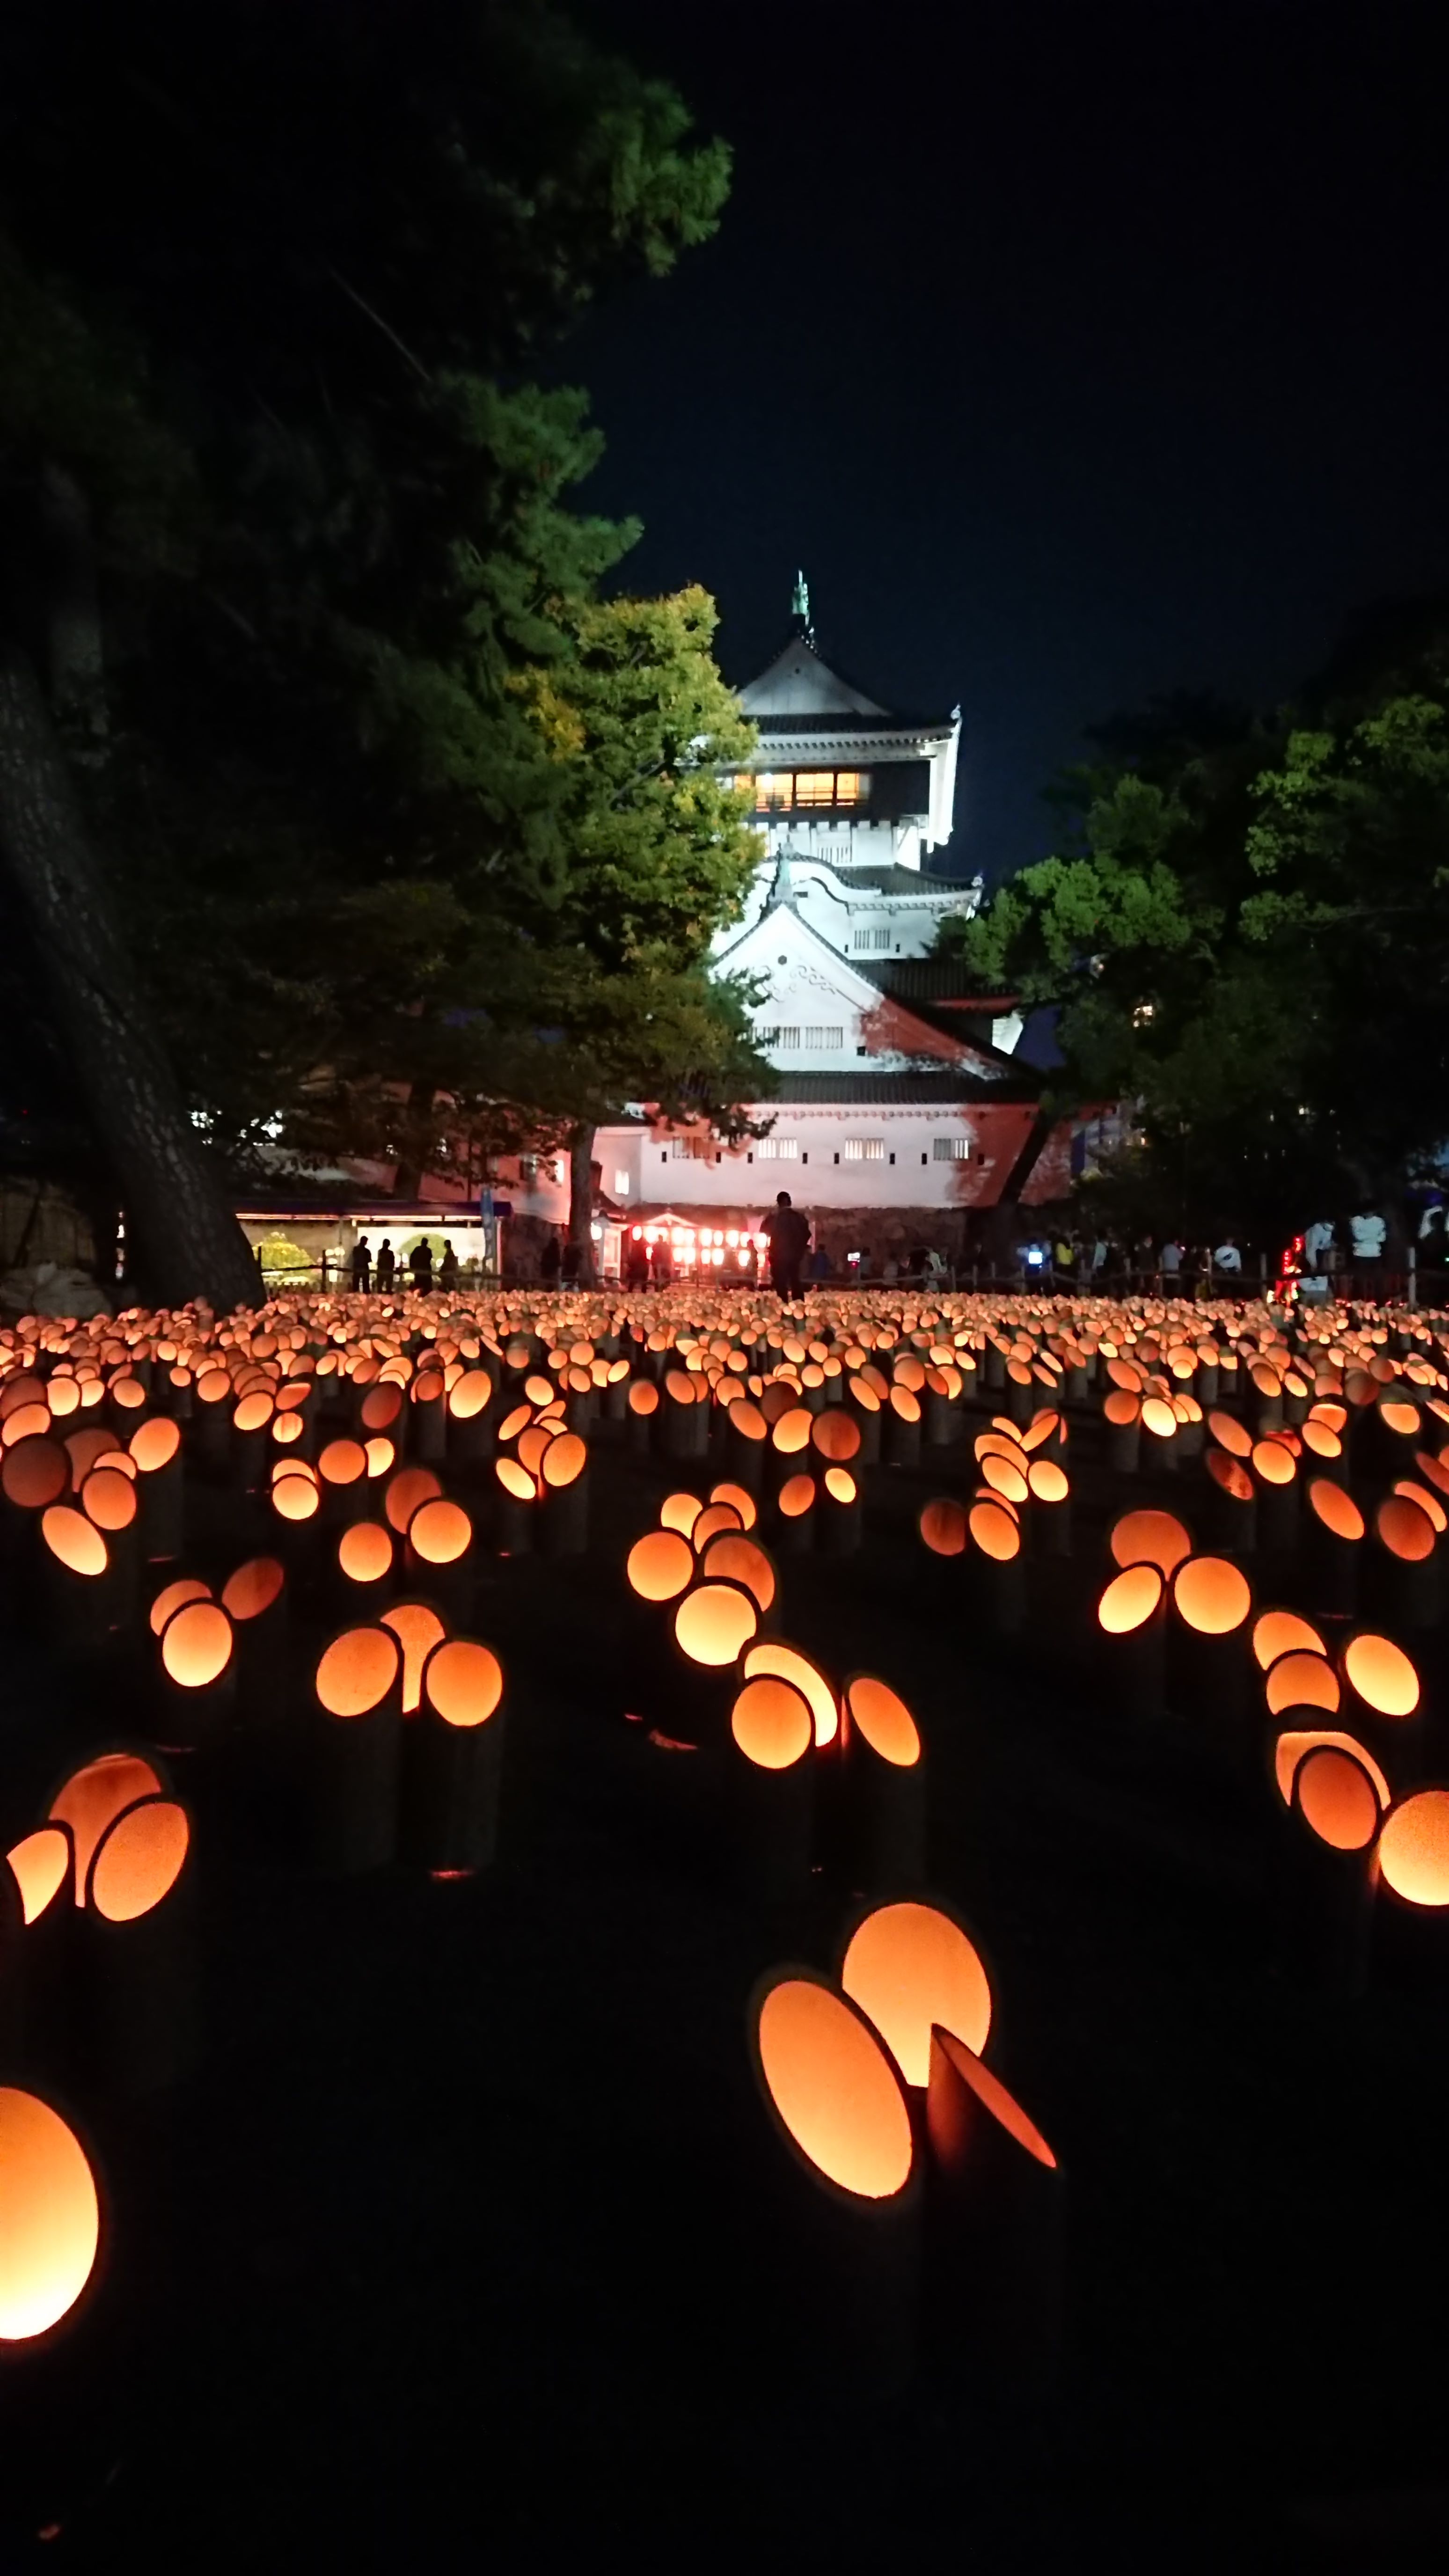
[726,771,868,811]
[843,1138,886,1161]
[759,1025,844,1051]
[756,1138,799,1160]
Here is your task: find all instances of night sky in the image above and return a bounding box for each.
[570,1,1445,883]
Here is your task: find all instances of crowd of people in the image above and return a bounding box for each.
[330,1196,1428,1307]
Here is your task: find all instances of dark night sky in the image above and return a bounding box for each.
[567,0,1445,882]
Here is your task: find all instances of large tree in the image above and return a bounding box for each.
[944,616,1449,1238]
[0,0,739,1299]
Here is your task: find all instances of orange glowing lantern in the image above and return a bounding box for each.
[0,2089,101,2343]
[49,1753,164,1907]
[753,1974,915,2200]
[840,1901,991,2088]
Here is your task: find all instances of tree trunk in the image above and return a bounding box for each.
[0,643,260,1312]
[567,1122,597,1286]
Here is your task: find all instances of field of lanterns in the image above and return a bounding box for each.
[3,1279,1449,2554]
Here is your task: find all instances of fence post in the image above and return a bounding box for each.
[1408,1244,1418,1309]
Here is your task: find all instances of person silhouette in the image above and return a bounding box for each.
[375,1237,396,1288]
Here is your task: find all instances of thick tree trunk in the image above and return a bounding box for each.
[567,1122,597,1286]
[0,643,260,1312]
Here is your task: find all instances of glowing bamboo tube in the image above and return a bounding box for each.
[837,1674,925,1888]
[924,2027,1063,2395]
[1304,1476,1364,1617]
[445,1368,496,1476]
[1103,1389,1141,1475]
[1368,1493,1440,1633]
[80,1794,198,2097]
[883,1383,922,1470]
[1267,1725,1383,1997]
[220,1552,289,1729]
[38,1504,117,1653]
[840,1899,992,2089]
[1168,1553,1253,1738]
[127,1412,184,1562]
[1371,1786,1449,1994]
[539,1430,589,1556]
[725,1398,768,1493]
[662,1368,709,1463]
[0,2087,102,2346]
[746,1968,920,2398]
[311,1624,403,1871]
[724,1674,815,1898]
[820,1462,863,1556]
[845,1374,883,1467]
[772,1470,817,1555]
[399,1638,507,1874]
[966,1496,1025,1636]
[627,1376,660,1458]
[317,1436,371,1532]
[1249,1436,1299,1555]
[1096,1562,1166,1720]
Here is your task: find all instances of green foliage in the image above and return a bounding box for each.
[944,629,1449,1230]
[0,0,764,1200]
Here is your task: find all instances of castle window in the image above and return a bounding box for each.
[843,1138,886,1162]
[933,1135,971,1160]
[794,772,835,806]
[760,1025,800,1051]
[757,1137,799,1160]
[834,772,866,805]
[802,1026,844,1050]
[754,772,793,812]
[851,926,892,952]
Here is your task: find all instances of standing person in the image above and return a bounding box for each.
[647,1233,673,1288]
[1213,1233,1242,1278]
[539,1228,562,1288]
[409,1236,433,1293]
[1053,1231,1076,1286]
[1135,1231,1156,1289]
[1160,1234,1182,1283]
[350,1237,372,1293]
[560,1234,581,1287]
[1303,1216,1334,1274]
[375,1237,396,1291]
[1091,1233,1109,1279]
[761,1191,810,1301]
[1350,1206,1386,1287]
[808,1237,832,1283]
[439,1241,459,1295]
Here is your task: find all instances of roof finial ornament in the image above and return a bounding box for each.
[791,567,813,642]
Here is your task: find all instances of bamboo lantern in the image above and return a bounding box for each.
[661,1369,709,1464]
[1252,1607,1325,1673]
[402,1369,448,1464]
[839,1899,992,2089]
[310,1625,403,1871]
[1270,1730,1385,1996]
[316,1436,371,1531]
[924,2027,1063,2396]
[1368,1494,1440,1633]
[127,1413,184,1562]
[966,1497,1025,1633]
[399,1638,506,1874]
[333,1517,396,1619]
[1168,1554,1253,1738]
[919,1497,968,1564]
[1103,1390,1141,1474]
[1304,1476,1364,1617]
[820,1463,864,1556]
[445,1369,495,1477]
[699,1531,777,1628]
[1096,1563,1166,1720]
[0,2087,102,2349]
[845,1374,883,1466]
[1140,1394,1180,1475]
[837,1675,925,1888]
[219,1552,288,1697]
[37,1505,117,1654]
[1249,1437,1299,1555]
[1203,1449,1257,1554]
[191,1366,233,1474]
[539,1430,589,1556]
[1339,1631,1422,1775]
[771,1472,817,1554]
[403,1496,474,1626]
[767,1405,813,1497]
[741,1639,838,1748]
[80,1794,197,2095]
[626,1376,660,1457]
[491,1456,537,1555]
[725,1398,768,1493]
[883,1383,922,1470]
[725,1675,815,1898]
[746,1969,920,2397]
[1372,1787,1449,1992]
[77,1464,141,1627]
[2,1825,73,2071]
[1026,1456,1071,1556]
[229,1388,275,1494]
[155,1596,236,1753]
[378,1600,447,1720]
[268,1460,323,1581]
[48,1755,167,1908]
